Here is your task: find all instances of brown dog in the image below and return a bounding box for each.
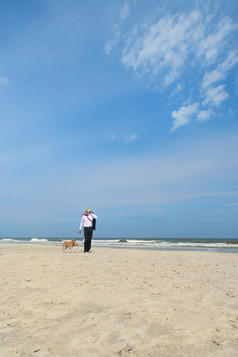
[63,240,78,252]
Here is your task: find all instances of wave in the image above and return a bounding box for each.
[30,238,48,243]
[1,238,19,242]
[92,239,238,249]
[0,238,237,250]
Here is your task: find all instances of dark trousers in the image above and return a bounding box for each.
[84,227,93,252]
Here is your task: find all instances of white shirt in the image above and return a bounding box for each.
[79,213,97,230]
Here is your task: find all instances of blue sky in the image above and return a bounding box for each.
[0,0,238,238]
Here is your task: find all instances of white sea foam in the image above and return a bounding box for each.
[0,238,237,250]
[1,239,18,242]
[30,238,48,243]
[92,239,238,249]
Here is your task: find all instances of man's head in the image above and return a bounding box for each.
[85,207,90,214]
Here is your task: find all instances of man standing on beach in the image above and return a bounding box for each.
[79,208,97,253]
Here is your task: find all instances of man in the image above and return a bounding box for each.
[79,207,97,253]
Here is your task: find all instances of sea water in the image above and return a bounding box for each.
[0,237,237,253]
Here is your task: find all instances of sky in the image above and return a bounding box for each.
[0,0,238,239]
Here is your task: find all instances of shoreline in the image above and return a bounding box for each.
[0,242,237,255]
[1,244,238,356]
[1,239,238,254]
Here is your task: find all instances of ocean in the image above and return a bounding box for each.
[0,237,238,253]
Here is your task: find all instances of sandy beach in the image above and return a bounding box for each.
[0,244,237,357]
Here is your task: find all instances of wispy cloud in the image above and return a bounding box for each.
[120,10,234,85]
[125,133,139,143]
[121,10,198,77]
[196,108,214,122]
[105,2,130,55]
[120,2,130,23]
[202,84,229,106]
[138,208,163,213]
[197,16,236,62]
[106,7,238,130]
[0,75,8,85]
[201,69,225,90]
[171,103,199,131]
[115,207,164,216]
[114,209,125,216]
[223,203,238,207]
[1,192,25,204]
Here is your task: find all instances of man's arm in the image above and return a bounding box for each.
[90,212,97,219]
[79,216,84,234]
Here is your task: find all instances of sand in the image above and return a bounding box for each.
[0,244,237,357]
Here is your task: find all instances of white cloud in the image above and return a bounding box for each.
[106,7,238,130]
[114,207,164,215]
[164,69,180,87]
[105,41,113,56]
[169,83,183,99]
[119,11,237,88]
[105,24,121,55]
[121,10,202,86]
[223,203,238,207]
[114,209,125,216]
[140,208,150,212]
[203,84,228,106]
[200,51,238,107]
[105,2,130,55]
[154,208,163,213]
[125,133,139,143]
[1,192,25,204]
[120,2,130,23]
[197,108,214,122]
[202,69,225,90]
[197,17,236,63]
[220,51,238,72]
[140,208,163,213]
[228,108,236,116]
[110,133,115,140]
[0,75,8,85]
[171,102,199,131]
